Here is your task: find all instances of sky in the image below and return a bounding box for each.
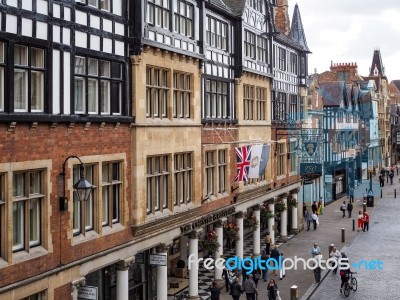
[289,0,400,81]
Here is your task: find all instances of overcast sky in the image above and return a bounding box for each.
[289,0,400,81]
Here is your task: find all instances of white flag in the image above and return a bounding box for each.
[248,144,263,178]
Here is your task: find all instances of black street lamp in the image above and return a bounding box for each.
[59,155,94,211]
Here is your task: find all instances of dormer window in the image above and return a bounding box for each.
[373,65,379,76]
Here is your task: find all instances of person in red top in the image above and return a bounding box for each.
[363,212,370,232]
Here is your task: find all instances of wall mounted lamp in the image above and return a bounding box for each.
[59,155,94,211]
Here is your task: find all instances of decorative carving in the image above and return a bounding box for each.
[235,211,244,219]
[156,243,168,253]
[114,123,120,129]
[153,48,161,56]
[116,257,135,271]
[71,277,86,291]
[68,122,75,130]
[99,122,105,130]
[49,123,57,130]
[171,52,178,60]
[84,122,91,131]
[179,54,186,62]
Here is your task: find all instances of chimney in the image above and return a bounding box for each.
[275,0,290,35]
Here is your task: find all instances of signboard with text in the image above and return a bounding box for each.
[149,254,167,266]
[368,160,373,172]
[300,163,322,177]
[78,286,98,300]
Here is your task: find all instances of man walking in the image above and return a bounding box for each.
[347,201,353,218]
[311,242,321,258]
[261,250,269,282]
[305,208,313,231]
[242,274,257,300]
[312,201,317,214]
[340,201,347,218]
[348,187,354,203]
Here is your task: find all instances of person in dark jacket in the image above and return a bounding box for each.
[270,245,280,276]
[311,201,317,214]
[230,278,243,300]
[267,279,278,300]
[210,281,222,300]
[347,201,353,218]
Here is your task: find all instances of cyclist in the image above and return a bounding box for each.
[339,262,353,294]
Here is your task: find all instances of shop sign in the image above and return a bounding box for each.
[300,163,322,176]
[149,254,167,266]
[180,207,236,234]
[368,160,373,172]
[78,286,98,300]
[325,175,333,183]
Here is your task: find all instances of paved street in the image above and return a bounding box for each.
[308,175,400,300]
[218,172,399,300]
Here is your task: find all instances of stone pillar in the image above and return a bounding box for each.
[235,211,244,259]
[253,205,261,256]
[71,277,86,300]
[117,257,134,300]
[268,201,275,245]
[279,194,288,242]
[214,221,223,281]
[188,231,200,299]
[291,190,299,234]
[156,244,168,300]
[180,235,188,266]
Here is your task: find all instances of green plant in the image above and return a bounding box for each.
[287,198,298,208]
[201,231,221,253]
[244,212,259,231]
[223,223,240,241]
[275,200,286,213]
[260,204,274,222]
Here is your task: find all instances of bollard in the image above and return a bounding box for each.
[341,228,345,243]
[381,189,382,198]
[290,285,298,300]
[352,219,355,231]
[363,202,367,214]
[395,189,397,198]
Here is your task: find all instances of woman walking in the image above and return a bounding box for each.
[357,210,364,232]
[267,279,279,300]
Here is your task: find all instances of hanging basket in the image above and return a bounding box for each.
[223,223,240,241]
[260,204,274,222]
[275,201,286,213]
[201,231,221,253]
[244,212,259,231]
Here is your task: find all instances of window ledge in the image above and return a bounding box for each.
[289,171,298,176]
[72,231,100,246]
[12,246,48,264]
[146,209,173,223]
[277,175,286,180]
[173,202,196,213]
[102,223,125,236]
[0,258,8,269]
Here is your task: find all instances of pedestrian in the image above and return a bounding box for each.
[379,175,384,187]
[261,250,269,282]
[313,254,322,283]
[270,245,280,276]
[305,208,313,231]
[210,281,222,300]
[267,279,279,300]
[363,212,370,231]
[311,242,321,258]
[303,205,307,218]
[230,277,244,300]
[347,201,353,218]
[264,232,272,254]
[223,266,236,293]
[397,163,399,175]
[252,268,261,288]
[348,187,354,203]
[390,171,394,184]
[319,198,324,215]
[312,212,319,230]
[311,201,317,214]
[329,246,341,274]
[357,210,364,232]
[242,274,257,300]
[279,253,286,280]
[340,201,346,218]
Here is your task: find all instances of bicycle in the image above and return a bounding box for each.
[343,272,357,297]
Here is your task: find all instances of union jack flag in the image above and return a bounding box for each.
[234,145,252,182]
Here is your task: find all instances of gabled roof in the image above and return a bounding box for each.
[369,49,386,77]
[289,4,310,52]
[221,0,246,16]
[209,0,235,15]
[320,81,346,107]
[391,80,400,92]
